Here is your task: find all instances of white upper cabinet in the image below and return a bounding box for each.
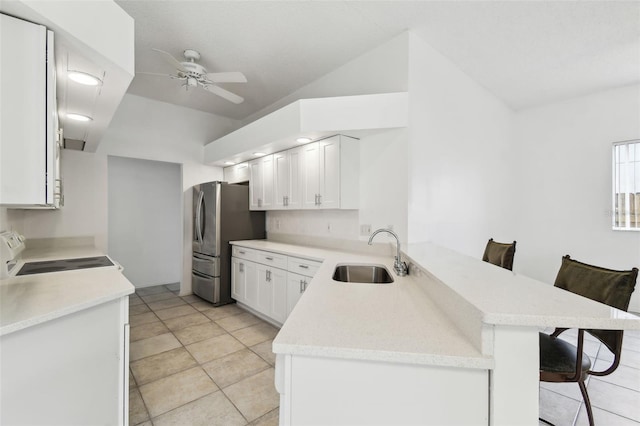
[0,14,60,208]
[238,135,359,211]
[224,162,250,184]
[249,154,274,210]
[301,135,359,210]
[273,151,290,209]
[301,142,321,209]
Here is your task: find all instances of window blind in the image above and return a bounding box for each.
[613,140,640,230]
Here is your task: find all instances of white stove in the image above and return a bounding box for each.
[0,230,26,278]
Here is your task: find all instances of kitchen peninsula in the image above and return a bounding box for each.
[230,239,640,426]
[0,241,134,426]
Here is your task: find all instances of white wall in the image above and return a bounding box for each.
[108,156,181,287]
[242,32,409,125]
[98,94,234,294]
[2,150,108,252]
[258,33,409,245]
[513,84,640,311]
[407,32,515,257]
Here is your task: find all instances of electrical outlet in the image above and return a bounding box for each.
[275,219,281,230]
[360,224,372,236]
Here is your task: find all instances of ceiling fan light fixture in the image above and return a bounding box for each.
[224,161,236,165]
[253,152,266,157]
[68,71,102,86]
[296,137,312,143]
[67,113,93,122]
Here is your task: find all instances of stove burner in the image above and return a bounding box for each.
[17,256,114,276]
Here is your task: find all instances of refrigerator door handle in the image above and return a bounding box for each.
[195,190,204,246]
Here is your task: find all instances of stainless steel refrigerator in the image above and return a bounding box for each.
[192,182,265,305]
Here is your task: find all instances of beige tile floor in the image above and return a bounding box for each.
[130,284,639,426]
[128,284,279,426]
[539,324,640,426]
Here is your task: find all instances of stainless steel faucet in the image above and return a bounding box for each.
[368,228,408,276]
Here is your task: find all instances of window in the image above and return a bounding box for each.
[613,140,640,230]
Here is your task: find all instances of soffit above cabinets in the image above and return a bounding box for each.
[0,0,134,152]
[204,92,408,166]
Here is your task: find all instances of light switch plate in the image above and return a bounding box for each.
[360,224,371,236]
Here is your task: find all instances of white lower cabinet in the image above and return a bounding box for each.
[287,272,309,316]
[0,297,129,425]
[232,245,321,325]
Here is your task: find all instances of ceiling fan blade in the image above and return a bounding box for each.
[203,84,244,104]
[137,71,175,77]
[205,71,247,83]
[151,48,188,73]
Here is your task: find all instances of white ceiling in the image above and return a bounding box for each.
[116,1,640,121]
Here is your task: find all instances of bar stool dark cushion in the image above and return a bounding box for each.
[482,238,516,271]
[539,255,638,426]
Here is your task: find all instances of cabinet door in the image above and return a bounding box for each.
[319,137,341,209]
[301,142,320,209]
[249,155,274,210]
[256,264,272,314]
[261,155,275,210]
[249,159,263,210]
[244,261,259,309]
[273,151,290,209]
[0,14,48,206]
[225,162,249,184]
[287,146,303,209]
[231,257,246,303]
[270,267,288,324]
[287,272,310,317]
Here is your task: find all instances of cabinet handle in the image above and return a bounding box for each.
[265,256,274,261]
[299,279,304,293]
[258,198,262,208]
[298,264,309,269]
[314,194,319,205]
[239,263,244,272]
[317,194,322,205]
[303,280,308,291]
[266,270,271,282]
[239,250,246,254]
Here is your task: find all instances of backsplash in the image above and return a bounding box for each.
[266,210,360,240]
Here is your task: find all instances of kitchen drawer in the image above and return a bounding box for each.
[287,256,322,277]
[232,246,257,262]
[256,250,287,270]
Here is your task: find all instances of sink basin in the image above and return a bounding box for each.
[332,264,394,284]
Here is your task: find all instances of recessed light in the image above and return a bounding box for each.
[296,137,312,143]
[253,152,266,156]
[224,161,236,165]
[68,71,102,86]
[66,113,93,122]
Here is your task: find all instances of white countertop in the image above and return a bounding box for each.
[231,240,492,369]
[0,246,134,336]
[405,242,640,330]
[231,239,640,369]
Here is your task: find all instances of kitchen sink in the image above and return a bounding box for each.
[332,264,394,284]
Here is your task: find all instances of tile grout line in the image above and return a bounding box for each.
[131,287,279,425]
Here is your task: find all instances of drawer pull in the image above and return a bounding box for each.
[298,264,309,269]
[265,256,274,261]
[299,279,304,293]
[239,250,246,254]
[239,263,244,272]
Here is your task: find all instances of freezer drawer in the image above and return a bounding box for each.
[192,271,220,304]
[192,254,220,277]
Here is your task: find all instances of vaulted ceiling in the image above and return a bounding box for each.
[117,1,640,120]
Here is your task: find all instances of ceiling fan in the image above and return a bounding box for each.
[141,48,247,104]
